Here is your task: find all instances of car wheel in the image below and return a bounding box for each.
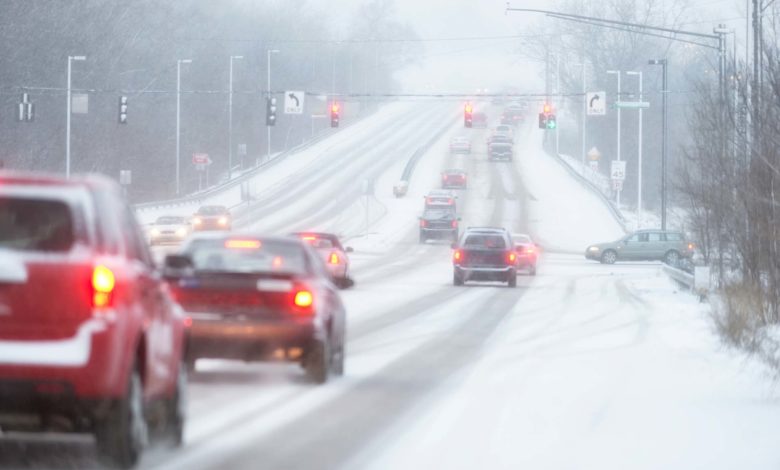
[601,250,617,265]
[453,271,464,286]
[664,250,680,266]
[508,272,517,287]
[305,337,331,385]
[164,361,187,448]
[529,265,537,276]
[96,367,148,469]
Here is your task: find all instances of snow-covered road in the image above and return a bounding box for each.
[1,104,778,470]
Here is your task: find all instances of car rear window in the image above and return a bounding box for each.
[187,238,307,275]
[301,237,334,249]
[197,206,228,215]
[464,234,506,249]
[156,216,189,225]
[0,197,75,252]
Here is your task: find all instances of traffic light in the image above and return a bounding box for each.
[330,102,340,128]
[546,114,557,129]
[118,96,128,124]
[464,103,473,128]
[538,113,547,129]
[266,97,277,126]
[543,103,552,114]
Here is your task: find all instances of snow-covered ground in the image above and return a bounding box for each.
[3,104,778,470]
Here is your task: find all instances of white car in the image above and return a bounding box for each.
[148,215,192,245]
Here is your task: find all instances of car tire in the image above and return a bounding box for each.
[96,367,148,469]
[601,250,617,265]
[664,250,680,266]
[508,273,517,287]
[453,272,464,286]
[305,337,331,385]
[164,361,187,448]
[530,265,537,276]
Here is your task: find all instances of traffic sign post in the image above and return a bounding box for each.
[611,160,626,201]
[284,91,305,114]
[586,91,606,115]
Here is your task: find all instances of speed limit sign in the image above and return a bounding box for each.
[611,160,626,181]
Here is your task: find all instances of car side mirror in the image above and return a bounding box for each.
[346,247,354,253]
[163,254,194,279]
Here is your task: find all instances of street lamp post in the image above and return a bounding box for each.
[607,70,622,206]
[266,49,280,163]
[176,59,192,196]
[228,55,243,178]
[65,55,86,179]
[649,59,668,231]
[627,71,644,230]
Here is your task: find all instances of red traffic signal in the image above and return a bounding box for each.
[330,102,340,128]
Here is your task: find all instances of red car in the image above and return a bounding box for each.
[441,170,467,189]
[0,172,187,468]
[293,232,354,289]
[513,233,538,276]
[165,234,347,384]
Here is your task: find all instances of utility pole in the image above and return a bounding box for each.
[649,59,669,231]
[607,70,622,207]
[65,55,86,178]
[627,71,644,230]
[228,55,243,179]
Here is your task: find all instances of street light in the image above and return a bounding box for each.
[649,59,668,231]
[627,71,644,230]
[607,70,622,206]
[65,55,86,179]
[176,59,192,196]
[266,49,280,163]
[228,55,243,177]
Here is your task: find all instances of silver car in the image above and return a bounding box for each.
[585,230,694,265]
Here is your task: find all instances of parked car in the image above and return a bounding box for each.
[0,171,187,468]
[585,229,695,265]
[148,215,192,245]
[512,233,538,275]
[192,205,232,231]
[292,232,354,288]
[452,227,517,287]
[164,234,346,384]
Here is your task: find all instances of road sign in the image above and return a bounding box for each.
[71,93,88,114]
[237,144,247,156]
[192,153,210,165]
[587,91,606,115]
[587,146,602,161]
[589,161,599,172]
[615,101,650,109]
[284,91,305,114]
[119,170,131,185]
[611,160,626,181]
[612,179,623,191]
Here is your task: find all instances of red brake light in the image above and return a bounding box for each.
[92,265,115,308]
[294,290,314,308]
[301,235,317,241]
[329,253,339,265]
[526,247,535,254]
[447,198,453,204]
[420,219,428,227]
[507,252,517,264]
[451,220,458,228]
[453,250,463,262]
[225,239,261,249]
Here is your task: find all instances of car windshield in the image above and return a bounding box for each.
[156,216,188,225]
[196,206,228,215]
[0,197,75,252]
[186,238,307,275]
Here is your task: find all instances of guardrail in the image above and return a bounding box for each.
[547,151,628,233]
[663,263,710,300]
[394,116,459,197]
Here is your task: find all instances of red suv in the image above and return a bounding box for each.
[0,172,187,468]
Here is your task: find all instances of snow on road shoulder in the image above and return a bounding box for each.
[515,124,624,253]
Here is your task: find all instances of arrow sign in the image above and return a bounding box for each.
[587,91,606,116]
[284,91,305,114]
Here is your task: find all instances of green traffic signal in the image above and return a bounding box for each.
[545,114,557,129]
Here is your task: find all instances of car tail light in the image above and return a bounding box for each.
[451,220,458,228]
[453,250,463,263]
[447,198,454,204]
[526,247,536,254]
[293,290,314,309]
[329,253,340,265]
[420,219,428,228]
[506,252,517,264]
[92,265,115,308]
[688,243,695,251]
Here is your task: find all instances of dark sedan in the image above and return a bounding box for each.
[164,234,346,384]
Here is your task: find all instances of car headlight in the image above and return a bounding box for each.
[192,217,202,225]
[588,246,600,252]
[218,217,229,226]
[175,228,188,237]
[150,228,161,237]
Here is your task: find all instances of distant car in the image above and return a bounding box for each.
[471,112,488,128]
[585,229,695,265]
[420,208,460,243]
[165,234,347,384]
[452,227,517,287]
[488,142,513,161]
[192,205,232,231]
[425,189,457,212]
[149,215,192,245]
[441,169,467,189]
[512,233,538,275]
[487,133,513,146]
[449,136,472,154]
[293,232,354,288]
[494,124,514,139]
[0,171,187,468]
[501,107,525,126]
